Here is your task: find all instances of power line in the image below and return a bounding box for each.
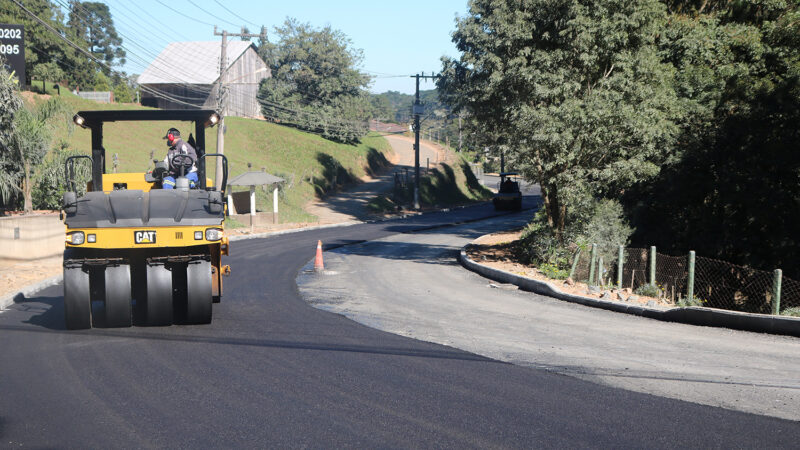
[154,0,215,27]
[212,0,262,30]
[59,0,214,95]
[9,0,202,109]
[185,0,241,29]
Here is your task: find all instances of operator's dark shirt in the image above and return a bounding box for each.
[164,138,197,176]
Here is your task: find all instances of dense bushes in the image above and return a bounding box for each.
[520,198,633,273]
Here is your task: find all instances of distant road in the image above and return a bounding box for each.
[304,134,439,222]
[482,172,540,196]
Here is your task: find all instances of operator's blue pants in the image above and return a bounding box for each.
[163,172,198,189]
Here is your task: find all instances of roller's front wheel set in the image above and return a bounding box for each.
[63,260,213,330]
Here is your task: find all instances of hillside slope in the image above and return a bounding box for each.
[28,90,393,222]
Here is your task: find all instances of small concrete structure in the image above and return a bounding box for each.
[227,171,284,225]
[0,213,63,262]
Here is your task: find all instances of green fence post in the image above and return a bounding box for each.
[589,244,597,286]
[687,251,695,304]
[649,246,656,286]
[598,256,604,287]
[772,269,782,316]
[569,248,581,280]
[617,245,624,291]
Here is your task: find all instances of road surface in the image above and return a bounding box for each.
[1,201,798,447]
[299,213,800,421]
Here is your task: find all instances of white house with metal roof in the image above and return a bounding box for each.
[137,41,270,118]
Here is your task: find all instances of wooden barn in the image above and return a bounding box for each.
[137,41,270,118]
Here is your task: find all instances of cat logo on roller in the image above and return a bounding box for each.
[134,230,157,244]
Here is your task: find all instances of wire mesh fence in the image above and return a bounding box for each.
[782,277,800,312]
[571,245,799,315]
[694,256,775,313]
[620,248,648,292]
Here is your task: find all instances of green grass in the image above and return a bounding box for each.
[782,307,800,317]
[224,216,247,229]
[367,153,493,213]
[25,88,394,223]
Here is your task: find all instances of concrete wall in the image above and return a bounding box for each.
[0,214,63,262]
[230,213,277,226]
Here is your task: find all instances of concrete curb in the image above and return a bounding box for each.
[459,245,800,338]
[227,200,514,242]
[228,221,364,242]
[0,274,63,311]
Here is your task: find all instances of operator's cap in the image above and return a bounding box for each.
[162,127,181,139]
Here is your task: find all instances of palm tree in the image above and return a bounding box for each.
[0,68,23,209]
[7,98,70,212]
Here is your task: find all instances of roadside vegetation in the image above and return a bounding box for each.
[367,154,492,214]
[438,0,800,280]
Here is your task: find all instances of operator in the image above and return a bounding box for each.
[501,177,514,193]
[162,127,198,189]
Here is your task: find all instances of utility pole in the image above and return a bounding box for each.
[213,26,267,190]
[458,113,462,152]
[411,72,439,209]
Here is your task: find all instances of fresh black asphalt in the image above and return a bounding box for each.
[1,199,798,447]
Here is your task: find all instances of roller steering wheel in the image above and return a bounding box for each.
[170,154,195,177]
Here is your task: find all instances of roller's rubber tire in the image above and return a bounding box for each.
[145,263,173,326]
[104,264,132,327]
[185,259,212,324]
[513,198,522,210]
[64,265,91,330]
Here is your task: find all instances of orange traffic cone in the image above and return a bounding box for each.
[314,240,324,272]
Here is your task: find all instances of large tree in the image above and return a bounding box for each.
[67,1,125,69]
[257,18,372,143]
[0,0,96,87]
[439,0,678,239]
[629,1,800,277]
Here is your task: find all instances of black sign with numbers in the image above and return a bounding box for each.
[0,24,25,86]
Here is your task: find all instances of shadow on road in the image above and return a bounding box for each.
[0,309,501,364]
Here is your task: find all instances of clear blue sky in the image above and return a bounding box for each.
[84,1,470,94]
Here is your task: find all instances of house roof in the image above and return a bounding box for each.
[138,41,256,85]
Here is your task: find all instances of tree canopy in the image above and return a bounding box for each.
[0,0,96,86]
[440,0,678,238]
[67,1,126,69]
[257,18,372,143]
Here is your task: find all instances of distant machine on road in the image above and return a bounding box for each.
[61,110,230,329]
[492,172,522,211]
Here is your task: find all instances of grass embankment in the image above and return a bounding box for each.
[366,152,492,213]
[26,88,393,223]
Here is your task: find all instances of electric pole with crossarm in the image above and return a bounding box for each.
[213,26,266,191]
[410,72,440,209]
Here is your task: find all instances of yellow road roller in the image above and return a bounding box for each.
[62,110,230,329]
